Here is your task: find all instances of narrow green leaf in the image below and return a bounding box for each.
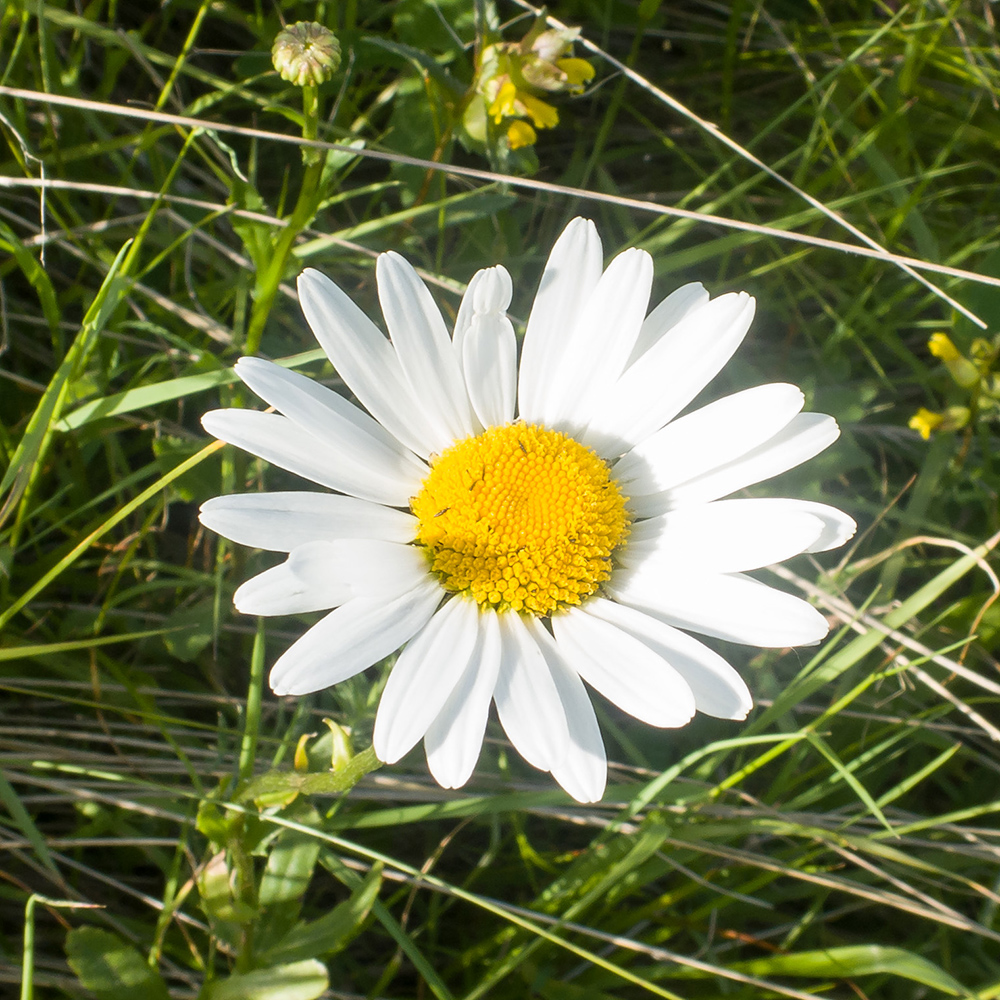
[0,772,59,877]
[731,944,968,996]
[0,220,61,343]
[0,240,131,528]
[56,348,325,431]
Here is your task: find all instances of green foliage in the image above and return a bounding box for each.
[2,1,1000,999]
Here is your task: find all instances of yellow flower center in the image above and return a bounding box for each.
[411,424,630,616]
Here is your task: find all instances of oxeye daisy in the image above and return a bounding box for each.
[199,218,855,803]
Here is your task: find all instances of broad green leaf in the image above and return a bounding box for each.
[259,823,322,910]
[258,863,382,966]
[65,927,170,1000]
[162,600,217,662]
[199,959,328,1000]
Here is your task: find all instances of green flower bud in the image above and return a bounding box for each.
[272,21,341,87]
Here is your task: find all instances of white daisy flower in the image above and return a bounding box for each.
[200,218,855,803]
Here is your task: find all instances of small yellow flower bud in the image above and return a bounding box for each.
[272,22,341,87]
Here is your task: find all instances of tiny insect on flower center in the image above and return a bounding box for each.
[411,423,630,616]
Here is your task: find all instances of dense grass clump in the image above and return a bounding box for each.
[2,1,1000,998]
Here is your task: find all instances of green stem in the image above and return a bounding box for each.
[237,618,267,785]
[243,86,324,355]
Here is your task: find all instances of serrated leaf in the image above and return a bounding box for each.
[65,927,170,1000]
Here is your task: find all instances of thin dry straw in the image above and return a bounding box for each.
[0,86,996,322]
[512,1,987,326]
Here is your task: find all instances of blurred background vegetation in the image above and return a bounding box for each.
[2,0,1000,997]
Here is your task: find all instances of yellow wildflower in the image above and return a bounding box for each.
[507,120,537,149]
[928,333,960,362]
[909,408,944,440]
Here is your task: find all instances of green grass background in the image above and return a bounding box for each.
[2,0,1000,997]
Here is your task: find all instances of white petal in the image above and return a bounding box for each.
[235,356,427,483]
[584,292,756,456]
[461,267,517,428]
[551,606,696,727]
[235,558,349,616]
[374,598,481,764]
[202,409,416,506]
[614,383,804,498]
[785,499,857,552]
[288,538,428,595]
[493,612,570,771]
[376,252,477,442]
[523,618,607,802]
[453,266,511,358]
[627,281,709,365]
[518,218,603,423]
[199,492,416,551]
[233,538,427,618]
[651,412,841,513]
[297,268,442,457]
[542,248,654,432]
[584,598,752,720]
[269,580,442,696]
[620,499,826,575]
[424,612,502,789]
[608,568,830,647]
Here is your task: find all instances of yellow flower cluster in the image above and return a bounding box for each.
[909,332,1000,439]
[471,21,595,150]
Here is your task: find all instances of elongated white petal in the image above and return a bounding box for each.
[424,612,502,789]
[453,266,512,357]
[614,383,804,497]
[584,292,756,456]
[269,580,442,696]
[774,499,857,552]
[646,412,841,514]
[235,356,427,483]
[542,248,654,432]
[552,607,696,727]
[235,559,350,616]
[374,598,481,764]
[202,409,415,506]
[608,568,830,647]
[287,538,428,595]
[236,538,428,615]
[627,281,709,365]
[523,618,607,802]
[494,612,570,771]
[519,218,603,423]
[462,267,517,428]
[585,598,752,720]
[198,492,416,552]
[376,252,477,441]
[621,500,826,575]
[297,268,442,457]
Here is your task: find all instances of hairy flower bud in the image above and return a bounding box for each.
[272,22,341,87]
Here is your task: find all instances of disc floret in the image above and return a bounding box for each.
[412,424,629,616]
